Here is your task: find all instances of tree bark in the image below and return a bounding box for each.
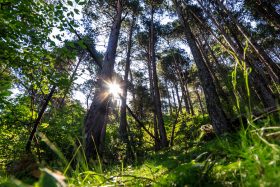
[150,5,168,148]
[196,38,231,110]
[171,86,178,113]
[147,35,160,150]
[185,83,194,115]
[165,80,173,116]
[196,0,277,108]
[173,0,231,134]
[119,17,135,143]
[216,0,280,83]
[84,0,123,160]
[119,16,136,159]
[174,83,182,113]
[195,89,205,116]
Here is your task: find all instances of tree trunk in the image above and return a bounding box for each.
[173,0,231,134]
[179,82,190,114]
[174,83,182,113]
[185,83,194,115]
[200,35,238,112]
[247,0,280,30]
[165,80,173,116]
[195,89,205,116]
[26,85,56,152]
[216,0,280,83]
[171,53,191,114]
[119,17,135,143]
[84,1,123,160]
[150,6,168,147]
[196,38,232,110]
[119,17,136,159]
[171,86,178,113]
[147,36,160,150]
[197,0,277,108]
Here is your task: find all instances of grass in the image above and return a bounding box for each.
[66,114,280,186]
[0,113,279,187]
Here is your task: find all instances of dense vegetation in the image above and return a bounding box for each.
[0,0,279,186]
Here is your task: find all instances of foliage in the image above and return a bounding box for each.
[0,0,279,186]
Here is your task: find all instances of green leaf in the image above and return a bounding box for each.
[67,1,73,6]
[74,8,79,14]
[41,123,49,128]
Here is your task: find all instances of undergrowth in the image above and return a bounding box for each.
[1,113,279,187]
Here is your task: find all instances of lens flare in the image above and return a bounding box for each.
[107,81,122,98]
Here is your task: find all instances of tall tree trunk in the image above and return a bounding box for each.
[197,0,277,108]
[119,17,136,159]
[171,53,191,114]
[246,0,280,30]
[119,17,135,143]
[180,82,191,114]
[147,34,160,151]
[216,0,280,83]
[129,69,136,102]
[174,83,182,113]
[165,80,173,116]
[201,35,238,112]
[185,83,194,115]
[171,86,178,113]
[195,89,205,116]
[173,0,231,134]
[150,5,168,147]
[84,1,123,160]
[196,38,232,109]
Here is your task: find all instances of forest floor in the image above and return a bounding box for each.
[0,115,280,187]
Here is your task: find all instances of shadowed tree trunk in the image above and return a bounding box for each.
[196,38,232,110]
[174,83,182,113]
[181,84,191,114]
[196,0,277,108]
[185,83,194,115]
[26,85,56,152]
[150,5,168,148]
[173,0,231,134]
[195,89,205,116]
[120,16,135,142]
[171,53,191,114]
[245,0,280,30]
[171,86,178,113]
[165,80,173,116]
[84,0,123,160]
[215,0,280,83]
[119,16,136,159]
[147,31,160,151]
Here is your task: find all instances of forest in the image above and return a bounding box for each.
[0,0,279,186]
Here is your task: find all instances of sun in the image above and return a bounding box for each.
[107,81,122,98]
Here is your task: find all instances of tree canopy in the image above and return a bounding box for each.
[0,0,279,186]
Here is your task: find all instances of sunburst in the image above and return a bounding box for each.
[105,80,122,98]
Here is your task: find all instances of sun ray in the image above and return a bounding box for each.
[106,80,122,98]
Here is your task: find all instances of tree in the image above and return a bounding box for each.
[119,15,136,159]
[173,0,231,134]
[84,0,124,160]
